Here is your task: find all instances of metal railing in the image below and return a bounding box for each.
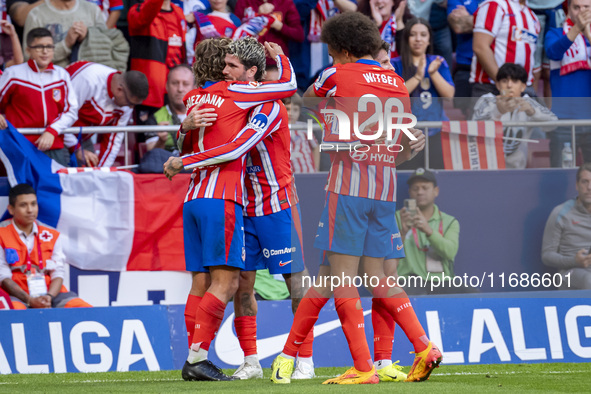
[16,119,586,168]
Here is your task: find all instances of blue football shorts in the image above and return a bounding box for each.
[243,203,305,275]
[314,191,397,258]
[183,198,245,273]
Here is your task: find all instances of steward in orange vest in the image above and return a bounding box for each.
[0,184,91,309]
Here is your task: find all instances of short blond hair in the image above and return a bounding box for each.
[193,37,232,87]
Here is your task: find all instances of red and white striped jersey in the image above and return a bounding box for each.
[66,61,133,167]
[312,59,409,202]
[290,125,317,173]
[470,0,540,85]
[244,101,298,217]
[0,59,78,150]
[180,54,297,205]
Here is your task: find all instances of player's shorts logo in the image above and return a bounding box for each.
[263,248,270,258]
[350,151,368,162]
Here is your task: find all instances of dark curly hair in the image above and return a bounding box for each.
[192,37,232,87]
[320,12,382,58]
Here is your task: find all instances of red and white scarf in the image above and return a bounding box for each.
[379,16,397,59]
[552,18,591,76]
[308,0,334,42]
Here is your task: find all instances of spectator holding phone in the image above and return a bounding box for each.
[542,163,591,289]
[387,168,460,294]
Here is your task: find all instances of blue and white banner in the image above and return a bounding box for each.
[0,306,174,374]
[2,292,590,374]
[202,292,591,369]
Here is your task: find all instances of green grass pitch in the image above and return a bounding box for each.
[2,363,589,393]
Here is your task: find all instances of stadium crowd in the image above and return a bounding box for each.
[0,0,588,171]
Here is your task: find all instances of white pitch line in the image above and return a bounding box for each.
[0,370,588,385]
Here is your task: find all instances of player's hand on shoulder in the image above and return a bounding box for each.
[183,103,218,130]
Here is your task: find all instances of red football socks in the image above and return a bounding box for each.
[283,288,328,358]
[191,292,226,351]
[374,279,428,353]
[298,328,315,358]
[372,297,395,361]
[184,294,202,348]
[234,315,258,356]
[334,286,373,373]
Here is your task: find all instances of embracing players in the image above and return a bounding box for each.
[271,12,441,385]
[163,37,297,381]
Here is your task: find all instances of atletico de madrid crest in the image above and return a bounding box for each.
[39,230,53,242]
[52,89,61,102]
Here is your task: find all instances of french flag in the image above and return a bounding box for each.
[0,125,187,272]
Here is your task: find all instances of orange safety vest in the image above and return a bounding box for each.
[0,221,66,294]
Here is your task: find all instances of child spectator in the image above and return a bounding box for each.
[284,93,318,173]
[472,63,557,168]
[392,17,454,169]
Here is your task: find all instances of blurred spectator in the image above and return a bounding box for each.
[390,168,460,295]
[23,0,106,67]
[183,0,212,64]
[528,0,566,101]
[405,0,443,19]
[363,0,408,59]
[0,184,92,309]
[128,0,186,121]
[447,0,484,106]
[85,0,124,28]
[185,0,240,52]
[0,28,78,166]
[428,1,453,71]
[546,0,591,167]
[285,93,319,173]
[234,0,304,64]
[471,0,540,98]
[145,64,195,153]
[65,61,148,167]
[392,17,454,170]
[6,0,43,39]
[290,0,357,89]
[542,163,591,289]
[472,63,557,169]
[0,19,24,68]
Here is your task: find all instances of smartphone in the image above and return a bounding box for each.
[404,199,417,217]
